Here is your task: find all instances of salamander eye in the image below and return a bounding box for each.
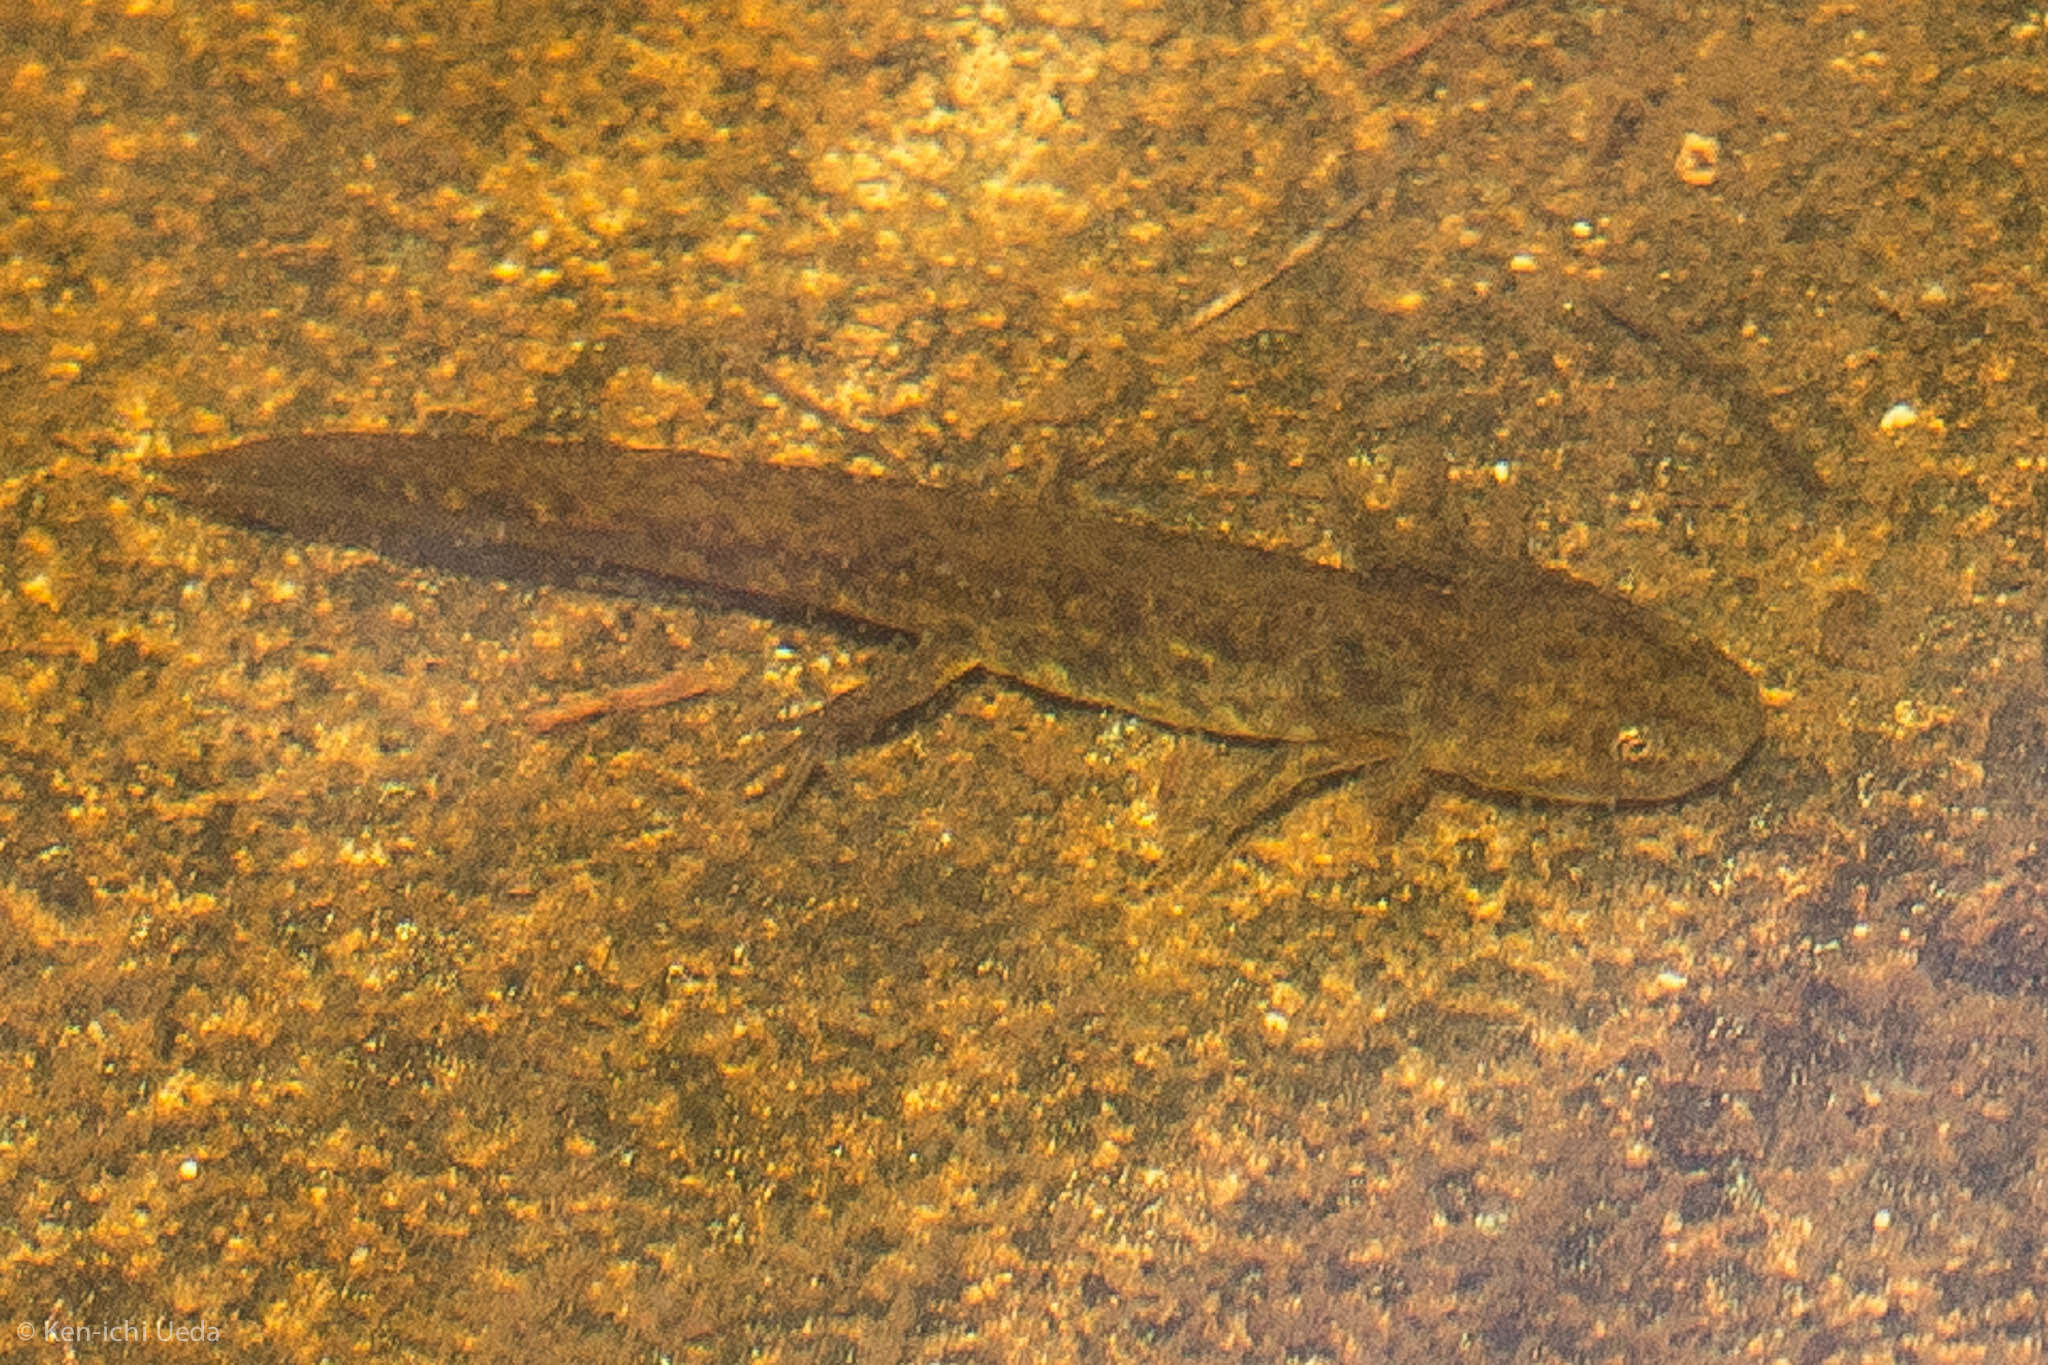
[1612,725,1657,764]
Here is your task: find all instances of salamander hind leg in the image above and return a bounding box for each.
[746,634,981,823]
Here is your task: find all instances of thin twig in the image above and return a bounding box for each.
[523,660,737,732]
[1182,0,1525,335]
[1588,293,1829,498]
[1358,0,1521,82]
[1180,188,1383,334]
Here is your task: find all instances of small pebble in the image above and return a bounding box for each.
[1675,132,1720,186]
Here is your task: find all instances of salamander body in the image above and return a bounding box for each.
[156,434,1762,808]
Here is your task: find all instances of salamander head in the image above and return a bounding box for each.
[1412,568,1764,805]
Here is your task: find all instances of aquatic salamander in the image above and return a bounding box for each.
[156,434,1762,839]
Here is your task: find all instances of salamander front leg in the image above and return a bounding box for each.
[1170,735,1413,880]
[748,635,982,822]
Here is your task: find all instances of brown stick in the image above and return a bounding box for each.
[1588,292,1829,497]
[523,660,737,733]
[1359,0,1521,82]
